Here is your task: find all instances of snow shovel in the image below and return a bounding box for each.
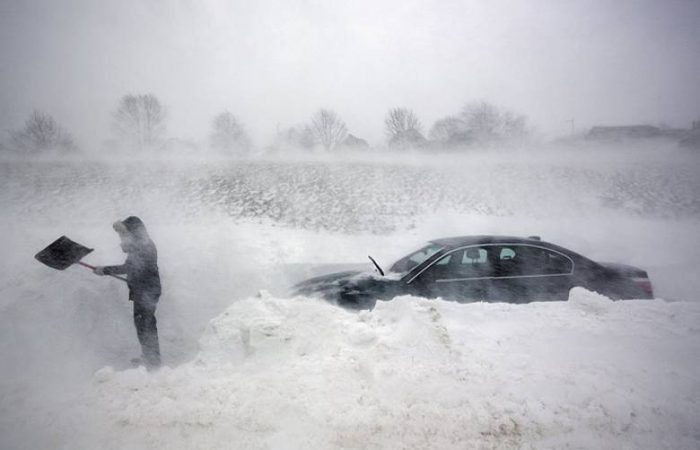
[34,235,127,283]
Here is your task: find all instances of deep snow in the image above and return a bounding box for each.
[1,148,699,449]
[7,291,700,449]
[89,291,700,449]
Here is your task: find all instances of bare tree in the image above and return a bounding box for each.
[460,101,529,142]
[385,107,426,148]
[309,109,347,151]
[500,110,528,139]
[461,102,501,140]
[429,116,467,143]
[9,110,76,154]
[385,107,422,139]
[210,111,251,153]
[270,124,316,152]
[427,102,530,148]
[112,94,166,151]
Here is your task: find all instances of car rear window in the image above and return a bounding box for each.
[495,245,573,276]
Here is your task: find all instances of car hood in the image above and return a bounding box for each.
[294,270,364,291]
[293,268,402,311]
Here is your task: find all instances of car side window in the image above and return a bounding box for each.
[435,254,452,265]
[500,248,516,260]
[462,248,488,264]
[495,246,521,276]
[538,250,573,274]
[495,245,572,277]
[424,247,492,280]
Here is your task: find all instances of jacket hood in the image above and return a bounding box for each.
[114,216,150,242]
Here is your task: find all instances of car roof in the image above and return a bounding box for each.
[428,235,547,249]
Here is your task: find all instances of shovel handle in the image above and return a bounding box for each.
[78,262,128,283]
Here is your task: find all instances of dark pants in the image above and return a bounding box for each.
[133,300,161,368]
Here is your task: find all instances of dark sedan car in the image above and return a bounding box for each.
[293,235,654,309]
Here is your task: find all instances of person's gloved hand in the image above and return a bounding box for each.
[93,266,105,276]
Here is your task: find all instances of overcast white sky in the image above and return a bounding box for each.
[1,0,699,148]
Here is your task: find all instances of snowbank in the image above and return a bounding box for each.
[77,290,700,449]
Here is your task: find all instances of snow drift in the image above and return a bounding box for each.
[53,291,700,449]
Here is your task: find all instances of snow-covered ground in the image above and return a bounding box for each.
[1,148,699,449]
[87,292,700,449]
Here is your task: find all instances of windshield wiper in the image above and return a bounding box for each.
[368,255,384,276]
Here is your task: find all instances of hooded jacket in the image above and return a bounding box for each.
[103,216,161,303]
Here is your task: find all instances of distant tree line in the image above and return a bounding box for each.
[271,101,530,153]
[111,93,167,151]
[377,102,530,150]
[2,95,534,157]
[6,110,76,154]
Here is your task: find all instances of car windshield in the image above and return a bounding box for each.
[389,243,444,274]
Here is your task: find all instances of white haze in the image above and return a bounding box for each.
[1,0,700,147]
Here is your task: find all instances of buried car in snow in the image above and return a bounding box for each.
[293,235,654,309]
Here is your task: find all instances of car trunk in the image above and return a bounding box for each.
[598,262,653,298]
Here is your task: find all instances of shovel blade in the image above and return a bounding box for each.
[35,236,94,270]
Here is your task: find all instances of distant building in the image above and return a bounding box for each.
[389,128,428,149]
[342,134,370,149]
[586,124,690,143]
[679,120,700,149]
[587,125,662,140]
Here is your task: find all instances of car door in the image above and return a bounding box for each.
[487,246,525,302]
[490,245,575,302]
[408,246,495,302]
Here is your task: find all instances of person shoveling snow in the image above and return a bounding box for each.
[36,216,163,370]
[93,216,162,369]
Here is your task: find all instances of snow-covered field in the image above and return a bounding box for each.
[1,148,699,449]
